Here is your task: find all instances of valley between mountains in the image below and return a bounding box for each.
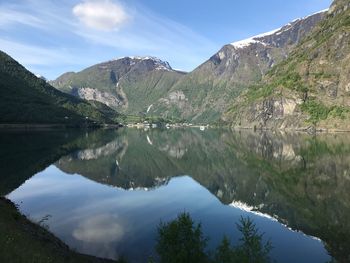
[1,0,349,131]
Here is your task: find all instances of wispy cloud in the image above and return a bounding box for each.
[0,38,100,79]
[71,1,217,69]
[0,0,217,79]
[0,39,77,66]
[0,8,45,29]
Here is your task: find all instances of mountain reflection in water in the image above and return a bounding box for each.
[4,128,350,263]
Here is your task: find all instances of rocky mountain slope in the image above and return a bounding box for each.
[225,0,350,131]
[148,11,326,122]
[0,51,117,125]
[51,57,186,116]
[52,12,325,123]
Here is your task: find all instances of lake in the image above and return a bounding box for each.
[2,128,350,262]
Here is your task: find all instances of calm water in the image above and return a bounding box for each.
[2,128,350,262]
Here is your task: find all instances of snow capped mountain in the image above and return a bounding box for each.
[51,9,328,124]
[51,55,185,114]
[148,10,327,123]
[231,9,328,50]
[227,1,350,131]
[112,56,173,71]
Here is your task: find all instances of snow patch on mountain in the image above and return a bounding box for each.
[289,8,329,26]
[230,28,282,49]
[35,74,47,81]
[113,56,173,71]
[230,9,328,50]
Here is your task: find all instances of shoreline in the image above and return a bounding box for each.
[231,126,350,134]
[1,123,350,133]
[0,196,115,263]
[0,123,122,131]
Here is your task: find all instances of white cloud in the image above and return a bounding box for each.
[72,3,217,71]
[73,0,129,31]
[0,0,217,77]
[73,214,125,243]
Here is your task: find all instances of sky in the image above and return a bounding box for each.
[0,0,332,80]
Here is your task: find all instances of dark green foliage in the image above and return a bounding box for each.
[300,100,349,124]
[156,213,273,263]
[0,51,116,124]
[214,236,234,263]
[214,218,272,263]
[0,129,123,195]
[156,213,209,263]
[244,71,307,104]
[88,100,121,122]
[274,72,308,94]
[300,100,330,124]
[234,217,273,263]
[52,58,186,117]
[245,84,274,103]
[241,62,309,107]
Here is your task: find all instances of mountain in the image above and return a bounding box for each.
[225,0,350,131]
[0,51,118,125]
[51,12,326,124]
[51,56,186,116]
[147,11,326,123]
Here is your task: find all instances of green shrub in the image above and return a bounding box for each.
[156,213,209,263]
[156,213,273,263]
[301,100,350,124]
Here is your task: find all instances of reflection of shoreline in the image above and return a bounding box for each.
[51,128,350,262]
[8,168,332,263]
[232,126,350,133]
[230,199,323,243]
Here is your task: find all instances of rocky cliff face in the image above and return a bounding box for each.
[52,12,325,123]
[51,57,186,116]
[149,11,326,123]
[226,0,350,131]
[329,0,350,14]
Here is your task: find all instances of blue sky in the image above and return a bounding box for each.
[0,0,332,79]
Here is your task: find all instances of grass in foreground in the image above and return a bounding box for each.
[0,197,115,263]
